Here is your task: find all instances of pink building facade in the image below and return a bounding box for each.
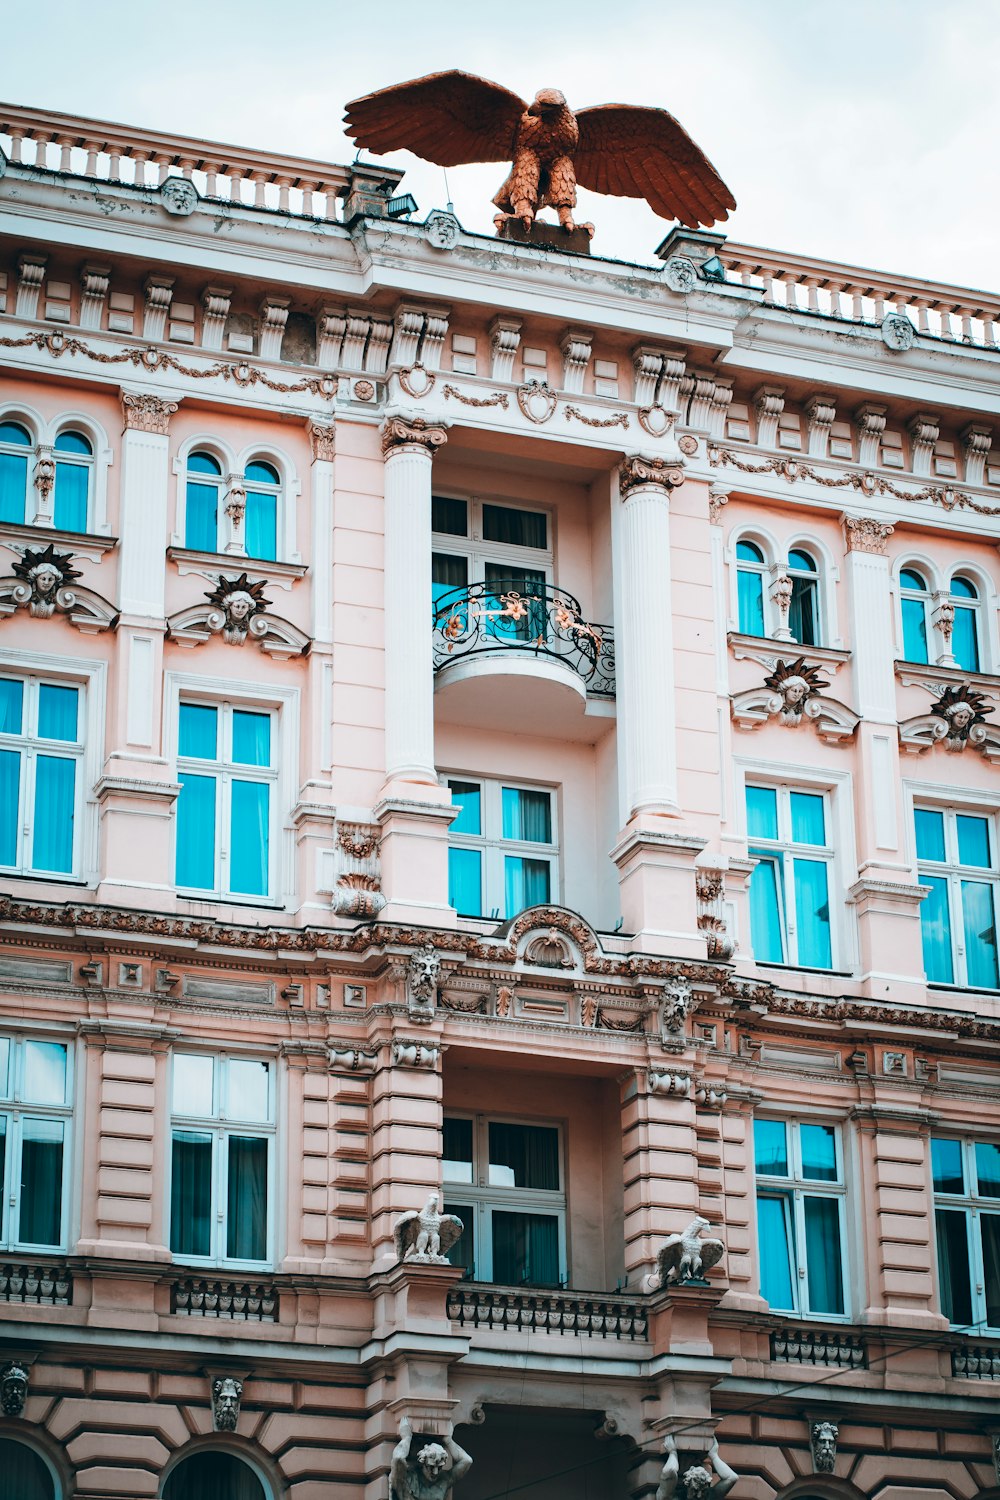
[0,101,999,1499]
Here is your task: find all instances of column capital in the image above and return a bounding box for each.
[619,453,685,498]
[380,412,449,458]
[120,388,179,435]
[842,513,895,555]
[307,417,336,462]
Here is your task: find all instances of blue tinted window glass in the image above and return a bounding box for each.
[176,773,216,888]
[952,607,979,672]
[32,756,75,872]
[504,855,550,916]
[232,712,270,767]
[38,685,78,742]
[245,489,277,562]
[230,780,269,896]
[448,780,481,836]
[901,596,928,663]
[0,423,30,445]
[936,1208,972,1325]
[900,568,926,591]
[245,461,278,484]
[957,816,991,869]
[53,431,92,455]
[53,461,89,531]
[736,540,764,563]
[0,451,28,524]
[501,787,551,843]
[757,1195,795,1310]
[790,791,825,846]
[746,786,778,841]
[0,750,19,865]
[976,1143,1000,1199]
[748,853,785,962]
[920,875,953,983]
[185,480,218,552]
[178,704,217,760]
[932,1137,964,1194]
[804,1196,844,1315]
[801,1124,838,1181]
[915,808,946,863]
[188,452,221,475]
[448,848,482,915]
[789,576,819,645]
[788,549,816,573]
[0,680,24,735]
[754,1119,788,1176]
[794,858,832,968]
[952,577,977,599]
[737,569,765,635]
[961,881,999,989]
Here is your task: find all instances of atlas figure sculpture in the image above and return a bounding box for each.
[390,1417,473,1500]
[344,72,735,239]
[657,1435,738,1499]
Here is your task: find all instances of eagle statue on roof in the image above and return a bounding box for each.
[344,71,735,239]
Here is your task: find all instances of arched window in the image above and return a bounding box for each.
[53,431,93,533]
[244,460,280,562]
[736,539,767,636]
[0,422,32,526]
[899,566,931,663]
[0,1436,56,1500]
[788,547,821,646]
[185,452,223,553]
[951,576,981,672]
[163,1450,266,1500]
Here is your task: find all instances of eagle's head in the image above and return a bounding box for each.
[528,88,567,117]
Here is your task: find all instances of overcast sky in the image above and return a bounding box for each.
[3,0,998,289]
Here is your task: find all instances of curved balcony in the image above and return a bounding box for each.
[432,581,615,740]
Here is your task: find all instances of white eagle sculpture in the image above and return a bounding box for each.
[393,1192,465,1265]
[646,1216,725,1291]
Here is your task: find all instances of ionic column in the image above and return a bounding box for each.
[615,454,685,816]
[381,413,448,785]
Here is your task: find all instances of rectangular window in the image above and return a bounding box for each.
[754,1118,847,1317]
[915,806,999,990]
[746,783,834,970]
[932,1135,1000,1330]
[431,496,552,627]
[0,675,82,878]
[447,776,557,919]
[0,1037,71,1250]
[169,1052,273,1267]
[175,701,276,901]
[443,1114,566,1286]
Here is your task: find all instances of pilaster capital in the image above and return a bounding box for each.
[842,513,895,555]
[380,412,449,459]
[619,453,685,498]
[708,484,730,524]
[307,418,336,463]
[120,388,180,435]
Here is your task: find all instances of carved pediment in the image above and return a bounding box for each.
[167,602,310,659]
[732,686,858,743]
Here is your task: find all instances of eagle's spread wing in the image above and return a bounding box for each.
[655,1234,684,1285]
[699,1237,725,1275]
[438,1214,465,1256]
[344,71,526,168]
[393,1210,421,1262]
[574,105,736,229]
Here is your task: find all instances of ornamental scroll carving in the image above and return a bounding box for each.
[695,860,735,960]
[120,390,179,434]
[333,821,384,918]
[619,454,684,497]
[732,657,859,743]
[166,573,310,659]
[308,419,336,462]
[0,545,118,633]
[381,414,449,457]
[899,681,1000,759]
[843,514,895,554]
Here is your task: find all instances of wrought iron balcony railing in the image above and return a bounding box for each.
[432,581,615,697]
[446,1282,647,1339]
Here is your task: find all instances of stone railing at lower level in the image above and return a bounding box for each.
[952,1345,1000,1379]
[170,1277,279,1321]
[446,1284,648,1340]
[770,1327,867,1367]
[0,1261,72,1305]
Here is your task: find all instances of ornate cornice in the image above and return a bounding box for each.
[380,414,448,458]
[619,454,685,497]
[843,514,895,554]
[120,390,179,435]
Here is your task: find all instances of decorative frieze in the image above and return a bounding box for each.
[843,514,895,554]
[200,286,233,350]
[380,413,448,457]
[619,454,684,497]
[120,390,179,435]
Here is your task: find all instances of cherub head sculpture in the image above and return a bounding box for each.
[204,573,271,646]
[763,656,830,726]
[930,682,993,750]
[12,544,82,619]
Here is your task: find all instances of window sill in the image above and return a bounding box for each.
[0,520,117,561]
[1,870,89,888]
[928,981,1000,998]
[175,891,284,913]
[168,547,307,591]
[728,632,851,668]
[896,660,1000,692]
[754,961,853,979]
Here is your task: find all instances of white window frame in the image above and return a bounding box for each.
[785,540,825,648]
[445,773,559,920]
[754,1117,849,1320]
[931,1135,1000,1333]
[948,571,987,673]
[912,799,1000,990]
[432,493,554,592]
[0,672,85,879]
[0,412,35,528]
[896,561,934,664]
[0,649,105,887]
[733,534,771,637]
[442,1111,567,1287]
[744,778,838,971]
[165,672,299,912]
[167,1050,276,1271]
[0,1034,74,1253]
[171,438,300,562]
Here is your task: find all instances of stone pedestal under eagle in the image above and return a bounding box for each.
[344,71,735,238]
